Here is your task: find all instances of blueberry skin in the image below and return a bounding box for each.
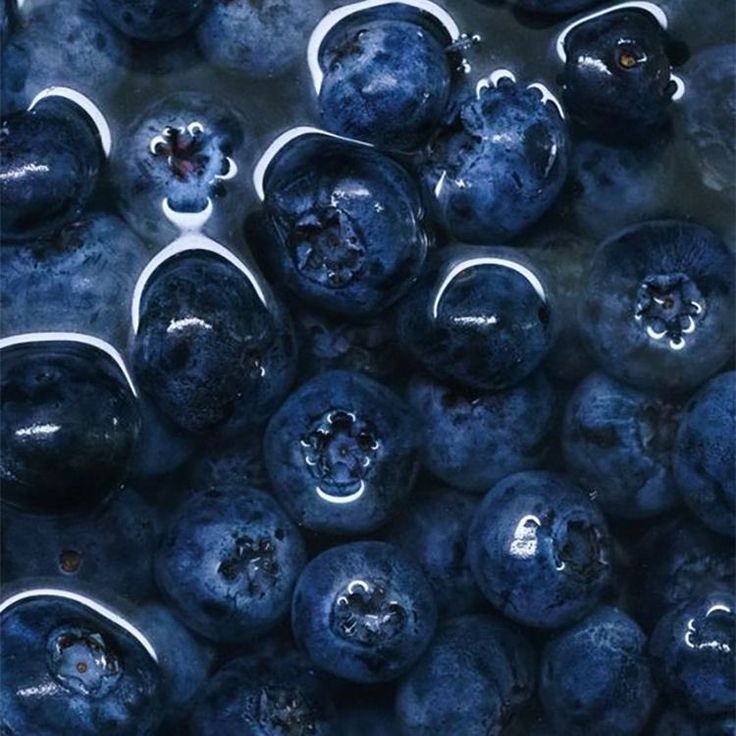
[563,372,682,518]
[336,704,400,736]
[94,0,207,41]
[674,372,735,537]
[540,607,657,736]
[681,45,735,197]
[396,614,536,736]
[407,371,556,493]
[197,0,325,79]
[291,541,437,683]
[559,8,676,140]
[512,0,602,13]
[1,488,158,601]
[1,341,141,514]
[421,79,569,243]
[0,214,149,344]
[581,221,735,394]
[262,135,428,318]
[264,370,420,535]
[468,471,612,628]
[189,653,335,736]
[650,592,735,716]
[155,489,306,642]
[655,709,736,736]
[133,251,296,435]
[192,438,269,494]
[395,246,556,392]
[317,12,452,151]
[1,96,103,243]
[0,590,163,735]
[384,489,483,616]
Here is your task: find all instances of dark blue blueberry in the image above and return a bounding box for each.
[261,133,428,318]
[291,541,437,683]
[1,488,158,601]
[192,437,269,494]
[94,0,207,41]
[396,614,536,735]
[674,372,735,537]
[1,339,140,514]
[650,592,735,716]
[1,95,104,243]
[540,606,657,735]
[197,0,325,79]
[336,704,400,736]
[0,588,163,735]
[421,76,569,243]
[0,0,13,44]
[655,709,736,736]
[155,489,306,642]
[189,653,335,736]
[0,213,149,344]
[132,250,296,435]
[563,372,682,518]
[407,371,556,493]
[315,4,455,151]
[512,0,603,14]
[1,0,129,114]
[384,488,482,617]
[558,7,678,140]
[264,370,420,535]
[581,221,735,393]
[468,471,611,628]
[395,246,556,391]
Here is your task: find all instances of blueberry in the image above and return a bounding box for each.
[581,221,735,393]
[511,0,603,14]
[155,489,306,642]
[540,606,657,735]
[132,250,296,435]
[384,488,483,616]
[650,592,735,716]
[314,4,455,151]
[0,213,149,344]
[189,653,335,735]
[197,0,325,79]
[558,7,678,140]
[673,371,735,537]
[264,370,420,535]
[563,372,682,518]
[1,339,140,514]
[396,246,556,391]
[94,0,207,41]
[407,371,556,493]
[1,488,158,601]
[396,614,536,735]
[291,541,437,683]
[421,75,569,243]
[0,587,163,735]
[261,133,428,318]
[192,438,269,494]
[1,96,104,243]
[655,709,736,736]
[468,471,611,628]
[336,704,400,736]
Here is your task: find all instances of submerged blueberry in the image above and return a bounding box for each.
[291,541,437,683]
[94,0,208,41]
[422,75,569,243]
[261,133,428,318]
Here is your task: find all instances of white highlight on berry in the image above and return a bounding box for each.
[526,82,566,119]
[15,423,61,438]
[316,480,366,505]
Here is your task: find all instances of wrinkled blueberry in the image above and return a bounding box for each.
[94,0,208,41]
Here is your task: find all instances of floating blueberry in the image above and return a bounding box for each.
[540,606,657,735]
[0,338,140,514]
[291,541,437,683]
[673,371,735,537]
[468,471,611,628]
[396,614,536,735]
[581,221,735,393]
[650,592,735,716]
[1,95,104,243]
[155,489,306,642]
[261,133,428,318]
[94,0,208,41]
[264,370,420,535]
[421,74,569,243]
[396,246,556,391]
[563,372,682,518]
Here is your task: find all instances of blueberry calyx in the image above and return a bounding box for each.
[217,532,279,596]
[684,603,735,654]
[256,686,318,736]
[553,520,608,579]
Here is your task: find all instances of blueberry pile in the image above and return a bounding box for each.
[1,0,734,734]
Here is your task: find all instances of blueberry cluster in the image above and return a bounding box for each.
[1,0,734,734]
